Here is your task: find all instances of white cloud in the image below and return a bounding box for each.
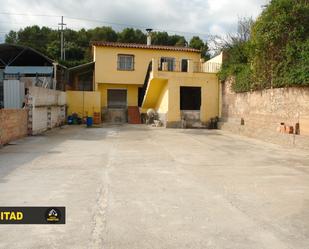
[0,0,270,43]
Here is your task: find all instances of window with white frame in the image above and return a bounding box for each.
[117,54,134,71]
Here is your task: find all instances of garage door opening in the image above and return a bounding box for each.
[180,87,201,110]
[108,89,127,109]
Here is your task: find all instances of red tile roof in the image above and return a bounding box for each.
[91,41,201,53]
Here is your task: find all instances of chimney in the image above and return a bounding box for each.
[146,28,153,46]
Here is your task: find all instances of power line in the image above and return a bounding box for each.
[0,12,59,18]
[0,12,210,40]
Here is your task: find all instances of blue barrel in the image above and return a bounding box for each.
[67,116,73,125]
[86,117,93,127]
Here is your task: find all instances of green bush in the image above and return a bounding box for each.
[219,0,309,92]
[233,64,253,92]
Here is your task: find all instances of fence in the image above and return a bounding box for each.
[202,62,222,73]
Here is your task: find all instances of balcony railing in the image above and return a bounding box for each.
[158,61,184,72]
[202,62,221,73]
[156,60,221,73]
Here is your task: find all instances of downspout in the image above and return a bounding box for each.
[52,62,58,90]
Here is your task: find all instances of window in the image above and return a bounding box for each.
[181,59,188,72]
[117,54,134,71]
[160,57,175,71]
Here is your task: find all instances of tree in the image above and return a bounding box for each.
[217,18,254,92]
[46,40,60,60]
[250,0,309,88]
[5,31,18,44]
[4,25,212,68]
[14,26,56,55]
[219,0,309,92]
[65,41,85,61]
[175,37,187,47]
[118,28,146,43]
[167,34,187,46]
[151,32,169,45]
[189,36,210,60]
[88,27,117,42]
[151,32,187,46]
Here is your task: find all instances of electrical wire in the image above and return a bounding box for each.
[0,12,210,39]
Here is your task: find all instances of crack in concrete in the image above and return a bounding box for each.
[89,129,119,249]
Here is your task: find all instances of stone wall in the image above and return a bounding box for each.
[219,79,309,149]
[0,109,28,145]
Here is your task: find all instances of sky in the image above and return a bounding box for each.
[0,0,270,43]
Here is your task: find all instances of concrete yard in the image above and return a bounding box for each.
[0,125,309,249]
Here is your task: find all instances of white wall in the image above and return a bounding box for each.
[28,86,66,135]
[203,52,223,73]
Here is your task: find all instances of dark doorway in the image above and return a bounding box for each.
[138,87,143,107]
[107,89,127,109]
[181,59,188,72]
[180,86,201,110]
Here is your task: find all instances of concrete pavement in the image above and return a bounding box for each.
[0,125,309,249]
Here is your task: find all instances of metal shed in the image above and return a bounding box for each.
[0,44,67,108]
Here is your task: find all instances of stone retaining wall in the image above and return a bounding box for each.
[219,79,309,149]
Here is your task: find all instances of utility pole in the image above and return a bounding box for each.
[63,37,66,61]
[58,16,66,60]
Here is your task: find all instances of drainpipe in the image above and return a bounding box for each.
[52,62,58,90]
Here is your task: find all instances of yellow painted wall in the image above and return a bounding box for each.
[92,44,219,125]
[94,46,201,86]
[142,77,167,110]
[155,83,169,114]
[97,83,139,108]
[66,91,101,117]
[166,73,219,123]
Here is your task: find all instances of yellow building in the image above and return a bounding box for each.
[90,41,220,127]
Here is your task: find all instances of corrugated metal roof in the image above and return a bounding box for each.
[0,44,66,69]
[91,41,201,53]
[4,66,53,75]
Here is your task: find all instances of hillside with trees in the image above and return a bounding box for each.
[218,0,309,92]
[4,27,209,68]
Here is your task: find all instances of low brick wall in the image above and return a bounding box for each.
[220,79,309,149]
[0,109,28,145]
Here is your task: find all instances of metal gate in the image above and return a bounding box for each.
[3,80,25,108]
[106,89,127,123]
[107,89,127,108]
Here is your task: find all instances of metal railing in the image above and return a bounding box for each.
[158,61,184,72]
[156,60,221,73]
